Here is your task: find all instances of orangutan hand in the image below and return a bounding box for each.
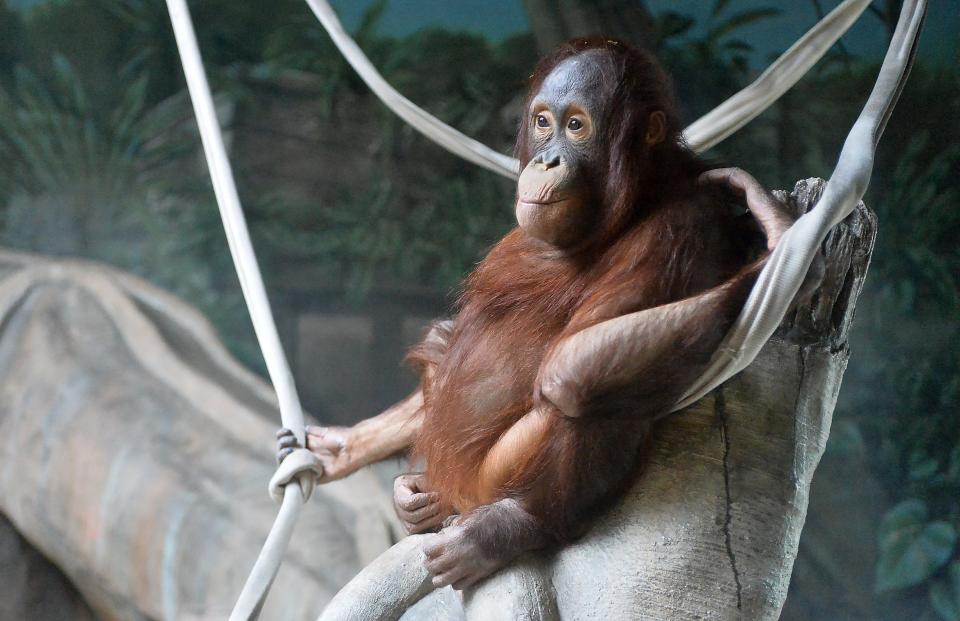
[276,425,360,483]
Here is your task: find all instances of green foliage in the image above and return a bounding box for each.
[931,562,960,621]
[0,51,259,368]
[0,54,182,202]
[656,0,781,91]
[253,3,531,299]
[253,169,513,299]
[830,122,960,617]
[0,0,532,366]
[876,500,957,593]
[0,54,189,249]
[262,0,390,117]
[869,134,960,315]
[841,265,960,616]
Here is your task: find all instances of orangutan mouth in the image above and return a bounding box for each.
[518,196,569,208]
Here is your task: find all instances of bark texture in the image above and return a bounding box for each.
[319,177,877,621]
[0,249,401,620]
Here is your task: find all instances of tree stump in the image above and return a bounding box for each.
[318,177,877,620]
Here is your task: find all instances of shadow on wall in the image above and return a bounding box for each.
[0,515,95,621]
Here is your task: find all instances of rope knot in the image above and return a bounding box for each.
[269,448,322,503]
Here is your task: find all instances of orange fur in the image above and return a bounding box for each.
[405,38,764,539]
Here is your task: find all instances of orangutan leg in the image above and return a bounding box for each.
[475,407,552,505]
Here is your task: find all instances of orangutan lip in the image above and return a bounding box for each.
[519,197,567,207]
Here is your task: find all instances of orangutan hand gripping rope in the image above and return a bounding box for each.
[277,37,818,591]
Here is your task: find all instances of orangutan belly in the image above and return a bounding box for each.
[420,318,557,510]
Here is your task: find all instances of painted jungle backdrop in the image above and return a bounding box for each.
[0,0,958,618]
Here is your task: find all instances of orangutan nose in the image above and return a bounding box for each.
[533,148,562,170]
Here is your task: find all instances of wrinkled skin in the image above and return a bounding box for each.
[277,165,809,591]
[275,426,355,482]
[515,52,608,249]
[515,50,665,250]
[393,473,446,534]
[423,499,545,589]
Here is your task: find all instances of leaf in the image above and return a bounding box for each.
[930,563,960,621]
[909,451,940,480]
[878,499,928,541]
[708,8,782,42]
[876,501,957,593]
[711,0,732,19]
[657,11,695,40]
[356,0,389,46]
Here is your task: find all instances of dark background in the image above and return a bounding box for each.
[0,0,958,618]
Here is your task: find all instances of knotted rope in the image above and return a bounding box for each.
[164,1,321,618]
[315,3,927,617]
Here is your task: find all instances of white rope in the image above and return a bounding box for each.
[270,448,320,503]
[682,0,871,152]
[673,0,926,410]
[300,0,922,412]
[163,1,321,619]
[303,0,519,179]
[302,0,870,174]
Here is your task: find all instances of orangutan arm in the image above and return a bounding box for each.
[537,266,762,420]
[475,406,552,504]
[276,319,454,482]
[538,167,803,420]
[275,388,425,482]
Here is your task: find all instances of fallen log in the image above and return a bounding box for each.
[0,248,401,620]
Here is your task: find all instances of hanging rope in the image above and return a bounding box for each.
[303,0,519,179]
[683,0,872,152]
[302,0,872,174]
[674,0,927,409]
[313,3,927,614]
[163,1,320,619]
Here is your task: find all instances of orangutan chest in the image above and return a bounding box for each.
[435,319,556,418]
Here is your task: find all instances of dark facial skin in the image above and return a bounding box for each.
[515,51,614,249]
[516,51,669,251]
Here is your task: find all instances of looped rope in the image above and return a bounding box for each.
[269,448,321,503]
[673,0,926,410]
[164,0,311,617]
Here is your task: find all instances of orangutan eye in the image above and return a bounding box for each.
[536,114,550,128]
[568,117,583,131]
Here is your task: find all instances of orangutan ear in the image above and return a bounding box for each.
[645,110,667,146]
